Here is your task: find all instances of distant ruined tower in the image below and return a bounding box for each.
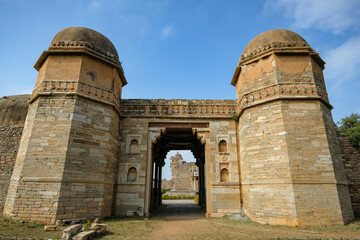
[170,152,184,180]
[232,29,354,225]
[169,152,198,192]
[4,27,127,223]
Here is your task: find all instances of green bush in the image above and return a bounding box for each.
[161,188,171,195]
[194,195,199,204]
[162,195,195,200]
[338,113,360,151]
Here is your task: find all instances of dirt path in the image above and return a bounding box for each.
[151,218,360,240]
[147,200,360,239]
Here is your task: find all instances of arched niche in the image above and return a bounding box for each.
[127,167,137,182]
[220,168,229,182]
[218,140,228,153]
[129,139,139,153]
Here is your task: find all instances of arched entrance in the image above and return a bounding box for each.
[144,123,210,217]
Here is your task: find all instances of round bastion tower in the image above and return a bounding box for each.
[232,29,354,226]
[4,27,127,223]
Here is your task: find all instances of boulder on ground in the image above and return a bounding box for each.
[90,223,107,232]
[73,230,96,240]
[62,224,82,240]
[44,225,57,231]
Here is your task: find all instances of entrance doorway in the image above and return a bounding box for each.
[149,128,206,218]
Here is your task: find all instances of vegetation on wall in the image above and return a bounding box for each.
[161,188,171,195]
[338,113,360,151]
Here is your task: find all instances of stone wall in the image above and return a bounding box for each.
[0,127,24,212]
[1,94,359,224]
[3,95,120,223]
[55,95,120,220]
[116,116,149,217]
[162,179,172,189]
[232,38,355,225]
[117,99,241,218]
[4,96,76,223]
[0,95,29,212]
[337,128,360,217]
[238,99,355,226]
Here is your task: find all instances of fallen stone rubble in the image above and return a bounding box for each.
[61,219,108,240]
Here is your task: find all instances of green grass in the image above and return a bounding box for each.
[0,217,64,239]
[1,214,359,240]
[99,216,158,240]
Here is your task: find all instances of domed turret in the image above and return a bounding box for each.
[34,26,126,86]
[50,27,119,60]
[243,29,308,55]
[239,29,310,62]
[231,29,323,87]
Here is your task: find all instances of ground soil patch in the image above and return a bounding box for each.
[1,216,359,240]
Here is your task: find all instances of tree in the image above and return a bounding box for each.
[338,113,360,151]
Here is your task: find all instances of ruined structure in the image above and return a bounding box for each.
[1,27,359,226]
[162,152,199,196]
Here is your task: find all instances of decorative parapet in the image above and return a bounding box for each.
[119,99,237,118]
[50,40,119,62]
[30,80,120,112]
[235,82,332,116]
[240,41,310,62]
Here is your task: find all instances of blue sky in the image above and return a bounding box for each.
[1,0,360,179]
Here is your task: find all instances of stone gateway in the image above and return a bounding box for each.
[1,27,359,226]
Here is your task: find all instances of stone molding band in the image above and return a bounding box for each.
[236,82,332,117]
[50,40,119,61]
[120,99,237,118]
[19,177,114,185]
[29,80,121,114]
[241,42,310,62]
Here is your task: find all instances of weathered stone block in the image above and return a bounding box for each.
[62,224,82,240]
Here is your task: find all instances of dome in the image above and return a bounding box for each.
[50,27,118,59]
[242,29,309,57]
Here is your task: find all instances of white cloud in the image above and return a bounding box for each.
[323,35,360,93]
[89,0,101,10]
[274,0,360,34]
[161,25,175,39]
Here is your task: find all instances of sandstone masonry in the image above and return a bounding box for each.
[0,27,359,226]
